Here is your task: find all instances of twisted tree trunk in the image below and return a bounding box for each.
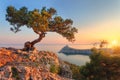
[24,32,45,51]
[31,32,45,47]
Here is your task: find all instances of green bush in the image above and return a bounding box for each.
[80,48,120,80]
[50,65,60,74]
[11,67,20,80]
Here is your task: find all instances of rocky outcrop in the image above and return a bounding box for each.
[0,47,73,80]
[59,59,73,79]
[59,45,92,55]
[0,65,71,80]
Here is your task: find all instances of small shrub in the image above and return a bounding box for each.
[34,62,40,67]
[44,53,47,56]
[11,67,20,80]
[50,64,60,74]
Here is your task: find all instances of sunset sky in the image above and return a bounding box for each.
[0,0,120,45]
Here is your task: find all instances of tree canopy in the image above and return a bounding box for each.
[80,48,120,80]
[6,6,78,42]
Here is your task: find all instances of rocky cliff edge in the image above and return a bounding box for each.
[0,47,72,80]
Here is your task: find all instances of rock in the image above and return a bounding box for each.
[0,47,73,80]
[0,65,71,80]
[59,59,73,79]
[0,48,18,67]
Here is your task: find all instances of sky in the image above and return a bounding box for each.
[0,0,120,45]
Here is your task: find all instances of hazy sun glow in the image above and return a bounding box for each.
[110,40,118,47]
[112,40,118,45]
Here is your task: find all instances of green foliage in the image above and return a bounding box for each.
[112,46,120,54]
[50,64,60,74]
[80,49,120,80]
[99,40,108,48]
[11,67,20,80]
[6,6,78,42]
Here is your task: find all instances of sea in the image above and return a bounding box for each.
[0,44,92,66]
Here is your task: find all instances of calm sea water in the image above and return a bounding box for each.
[0,44,91,66]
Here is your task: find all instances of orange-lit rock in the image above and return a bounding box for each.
[0,47,72,80]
